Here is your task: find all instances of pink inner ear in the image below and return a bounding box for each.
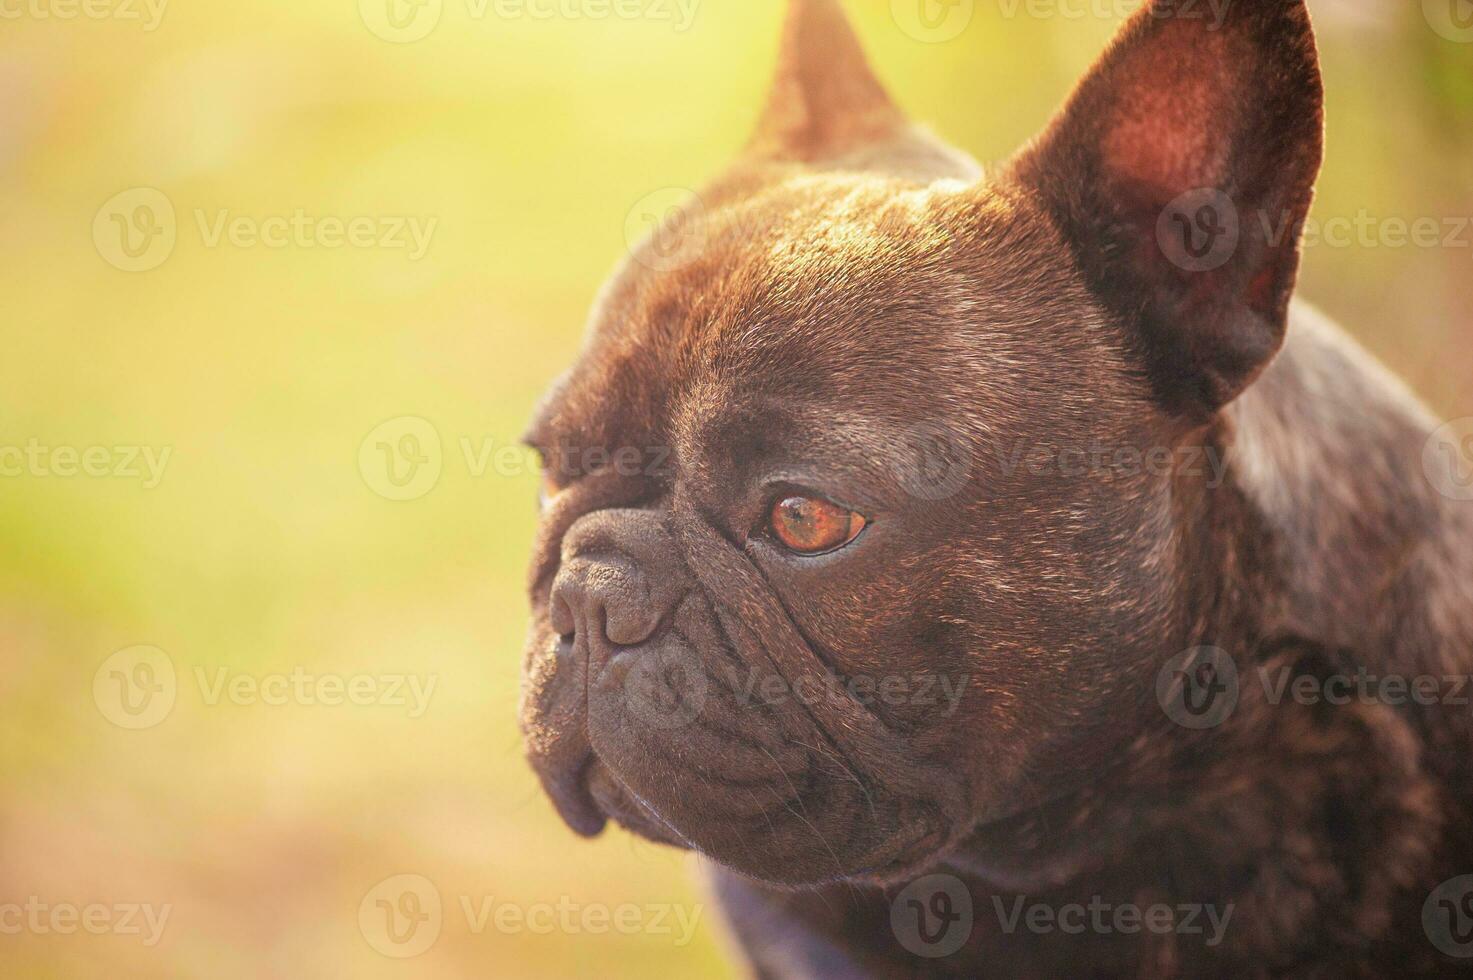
[1100,26,1235,205]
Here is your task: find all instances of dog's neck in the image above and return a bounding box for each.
[1230,302,1473,674]
[944,303,1472,892]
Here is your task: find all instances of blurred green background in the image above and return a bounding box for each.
[0,0,1468,976]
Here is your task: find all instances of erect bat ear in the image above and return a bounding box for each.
[1010,0,1324,417]
[746,0,909,164]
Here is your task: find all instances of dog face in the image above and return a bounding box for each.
[521,0,1323,886]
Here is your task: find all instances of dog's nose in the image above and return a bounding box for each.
[550,555,661,648]
[548,509,687,652]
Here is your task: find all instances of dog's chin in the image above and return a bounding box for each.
[583,759,692,849]
[569,752,956,888]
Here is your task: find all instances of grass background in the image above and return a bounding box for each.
[0,0,1468,976]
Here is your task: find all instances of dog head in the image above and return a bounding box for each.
[520,0,1323,886]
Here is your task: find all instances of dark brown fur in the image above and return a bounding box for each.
[519,1,1473,974]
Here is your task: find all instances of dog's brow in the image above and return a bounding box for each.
[519,425,545,452]
[524,369,581,450]
[699,406,903,500]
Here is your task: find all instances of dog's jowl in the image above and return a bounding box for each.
[520,0,1473,975]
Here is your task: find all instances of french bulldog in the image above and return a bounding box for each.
[520,0,1473,974]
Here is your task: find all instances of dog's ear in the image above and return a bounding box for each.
[1011,0,1324,416]
[746,0,907,164]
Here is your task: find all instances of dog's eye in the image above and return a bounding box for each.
[768,495,867,555]
[538,468,563,510]
[535,451,565,510]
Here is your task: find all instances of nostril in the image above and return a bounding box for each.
[549,587,577,640]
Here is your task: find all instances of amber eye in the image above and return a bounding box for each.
[768,495,867,555]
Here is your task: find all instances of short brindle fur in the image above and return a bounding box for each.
[520,1,1473,975]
